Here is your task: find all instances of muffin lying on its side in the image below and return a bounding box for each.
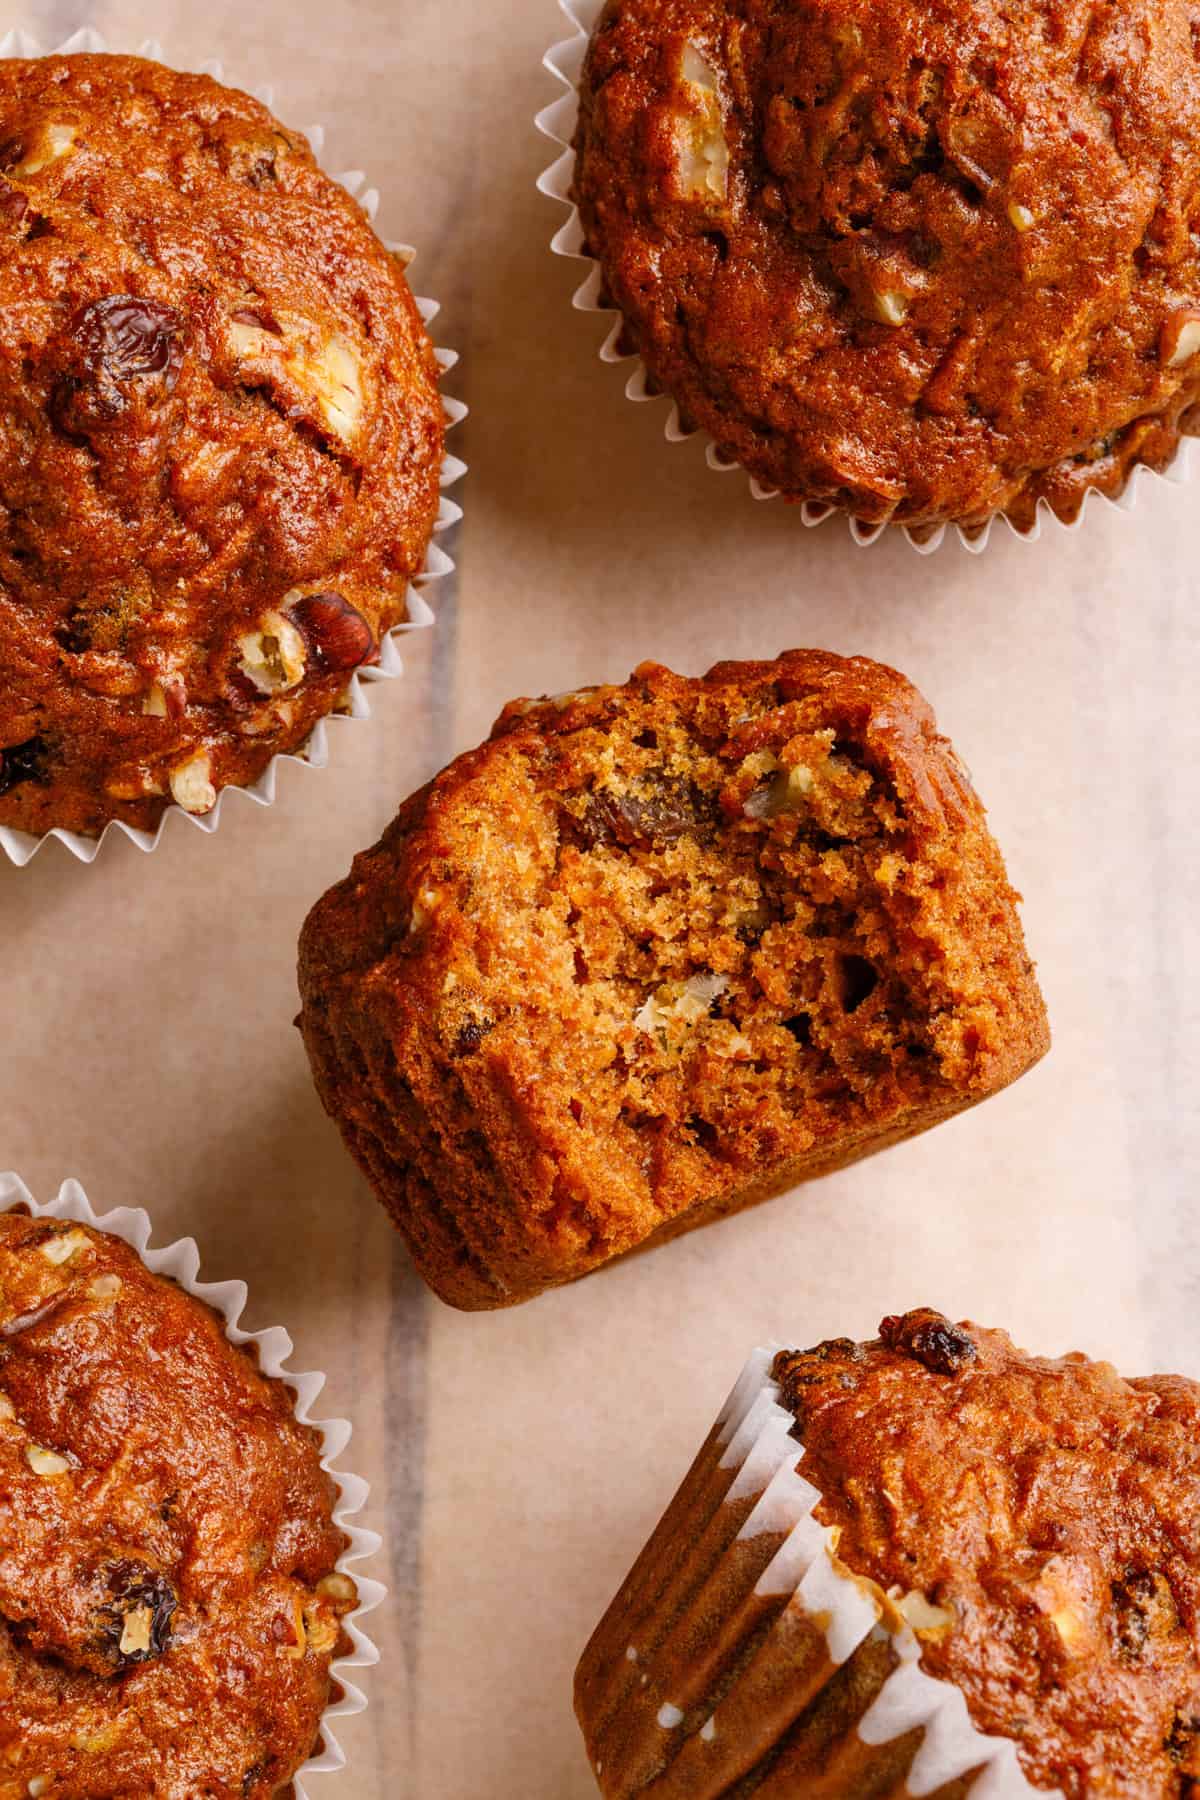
[0,1209,357,1799]
[298,651,1048,1309]
[571,0,1200,536]
[0,54,445,839]
[576,1311,1200,1799]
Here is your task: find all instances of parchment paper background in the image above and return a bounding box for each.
[3,1,1198,1794]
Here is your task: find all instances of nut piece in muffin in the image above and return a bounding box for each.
[577,1311,1200,1799]
[0,54,446,839]
[297,651,1048,1310]
[0,1208,357,1799]
[571,0,1200,536]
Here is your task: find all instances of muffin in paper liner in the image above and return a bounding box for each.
[0,26,466,870]
[0,1169,384,1798]
[536,0,1199,560]
[575,1346,1042,1800]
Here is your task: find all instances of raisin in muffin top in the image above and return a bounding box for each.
[774,1311,1200,1797]
[0,1208,357,1799]
[573,0,1200,534]
[0,54,444,839]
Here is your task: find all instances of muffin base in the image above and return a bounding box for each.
[0,24,466,870]
[575,1347,1041,1799]
[0,1169,384,1798]
[537,0,1199,560]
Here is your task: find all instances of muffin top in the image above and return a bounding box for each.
[773,1311,1200,1798]
[0,1209,357,1799]
[573,0,1200,532]
[0,54,445,838]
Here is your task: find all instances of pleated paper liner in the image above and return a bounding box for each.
[576,1347,1043,1799]
[0,27,466,868]
[0,1170,385,1797]
[536,0,1197,559]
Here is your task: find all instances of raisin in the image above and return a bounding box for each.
[78,295,184,382]
[0,180,27,224]
[574,777,711,851]
[1167,1716,1200,1769]
[799,1336,864,1364]
[287,592,376,673]
[54,295,185,433]
[246,151,278,186]
[773,1339,867,1434]
[96,1562,178,1668]
[0,735,49,796]
[452,1016,494,1059]
[879,1309,978,1376]
[1112,1569,1156,1659]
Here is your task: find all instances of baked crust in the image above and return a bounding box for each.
[0,54,444,837]
[772,1311,1200,1796]
[0,1209,356,1799]
[572,0,1200,533]
[298,650,1049,1310]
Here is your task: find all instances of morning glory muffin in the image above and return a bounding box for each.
[0,1208,357,1799]
[0,53,444,839]
[297,650,1048,1310]
[577,1311,1200,1798]
[571,0,1200,535]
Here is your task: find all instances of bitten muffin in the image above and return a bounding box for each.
[0,1208,357,1799]
[577,1311,1200,1799]
[297,651,1048,1310]
[0,54,445,838]
[571,0,1200,535]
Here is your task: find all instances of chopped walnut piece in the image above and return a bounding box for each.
[40,1228,91,1265]
[635,972,728,1035]
[238,611,307,694]
[316,1571,357,1605]
[874,289,910,326]
[228,310,366,448]
[1162,309,1200,370]
[302,1599,340,1657]
[26,1445,71,1477]
[169,751,216,815]
[118,1605,155,1658]
[674,44,729,202]
[893,1589,956,1636]
[11,122,77,177]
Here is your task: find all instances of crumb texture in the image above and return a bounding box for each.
[773,1310,1200,1798]
[0,54,445,837]
[573,0,1200,531]
[0,1210,356,1800]
[298,651,1048,1309]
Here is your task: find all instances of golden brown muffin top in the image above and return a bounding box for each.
[774,1311,1200,1799]
[0,1210,356,1799]
[573,0,1200,532]
[0,54,444,838]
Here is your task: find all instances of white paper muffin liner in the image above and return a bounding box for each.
[0,26,466,868]
[0,1170,384,1798]
[537,0,1198,559]
[576,1346,1053,1799]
